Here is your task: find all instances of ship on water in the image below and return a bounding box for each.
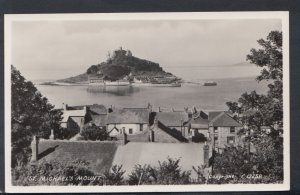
[203,81,217,86]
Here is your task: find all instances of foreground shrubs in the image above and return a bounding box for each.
[12,154,283,186]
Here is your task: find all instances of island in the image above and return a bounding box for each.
[47,47,182,87]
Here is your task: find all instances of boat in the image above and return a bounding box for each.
[203,81,217,86]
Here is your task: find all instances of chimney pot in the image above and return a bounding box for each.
[30,136,39,163]
[203,143,209,167]
[49,129,55,140]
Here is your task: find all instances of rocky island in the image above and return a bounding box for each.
[47,47,181,87]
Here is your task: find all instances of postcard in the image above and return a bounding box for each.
[5,12,289,192]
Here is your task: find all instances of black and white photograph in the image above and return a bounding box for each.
[4,12,289,192]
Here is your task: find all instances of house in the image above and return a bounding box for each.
[208,111,243,151]
[60,103,86,133]
[106,108,150,138]
[189,111,209,142]
[31,136,211,180]
[59,103,108,134]
[155,111,190,136]
[84,104,107,130]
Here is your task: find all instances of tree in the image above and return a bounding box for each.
[80,124,108,141]
[246,30,283,126]
[222,31,284,184]
[102,165,126,185]
[128,164,153,185]
[227,31,283,130]
[151,157,191,185]
[11,65,62,167]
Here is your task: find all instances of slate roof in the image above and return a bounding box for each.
[190,116,209,129]
[112,142,207,179]
[107,108,150,124]
[86,104,107,126]
[37,140,209,180]
[156,112,189,127]
[89,114,107,127]
[61,110,86,123]
[67,104,107,114]
[68,116,84,127]
[208,111,223,121]
[38,140,118,174]
[209,112,242,127]
[88,104,107,115]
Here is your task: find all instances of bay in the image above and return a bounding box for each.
[35,77,269,111]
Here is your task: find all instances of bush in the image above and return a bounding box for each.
[128,164,154,185]
[80,124,108,141]
[128,158,191,185]
[12,159,96,186]
[102,165,125,185]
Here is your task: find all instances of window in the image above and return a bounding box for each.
[129,128,133,134]
[227,136,235,144]
[140,124,143,131]
[214,126,218,131]
[214,132,218,141]
[230,127,235,133]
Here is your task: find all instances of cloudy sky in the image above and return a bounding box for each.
[11,18,281,81]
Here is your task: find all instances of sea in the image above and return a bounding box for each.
[34,77,269,112]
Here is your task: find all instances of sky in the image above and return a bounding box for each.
[11,19,282,81]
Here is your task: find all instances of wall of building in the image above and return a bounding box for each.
[152,128,181,143]
[107,123,148,136]
[67,120,80,132]
[209,126,242,149]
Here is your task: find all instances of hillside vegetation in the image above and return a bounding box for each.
[57,47,175,83]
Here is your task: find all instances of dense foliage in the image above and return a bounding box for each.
[128,157,191,185]
[12,158,200,186]
[11,66,62,167]
[227,31,283,130]
[80,124,108,141]
[222,31,284,183]
[86,48,166,81]
[12,159,95,186]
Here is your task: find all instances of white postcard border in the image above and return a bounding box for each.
[4,11,290,193]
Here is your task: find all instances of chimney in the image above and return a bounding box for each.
[149,130,155,142]
[181,119,185,137]
[83,106,87,113]
[120,128,127,145]
[193,105,197,114]
[154,117,158,130]
[147,103,152,112]
[79,118,84,134]
[184,107,188,113]
[49,129,55,140]
[30,136,39,163]
[62,103,68,110]
[203,142,209,167]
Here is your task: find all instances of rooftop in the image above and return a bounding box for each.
[156,111,189,127]
[38,140,118,174]
[112,142,206,179]
[61,109,86,123]
[209,112,242,127]
[107,108,150,124]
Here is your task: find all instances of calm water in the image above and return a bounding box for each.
[35,77,269,111]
